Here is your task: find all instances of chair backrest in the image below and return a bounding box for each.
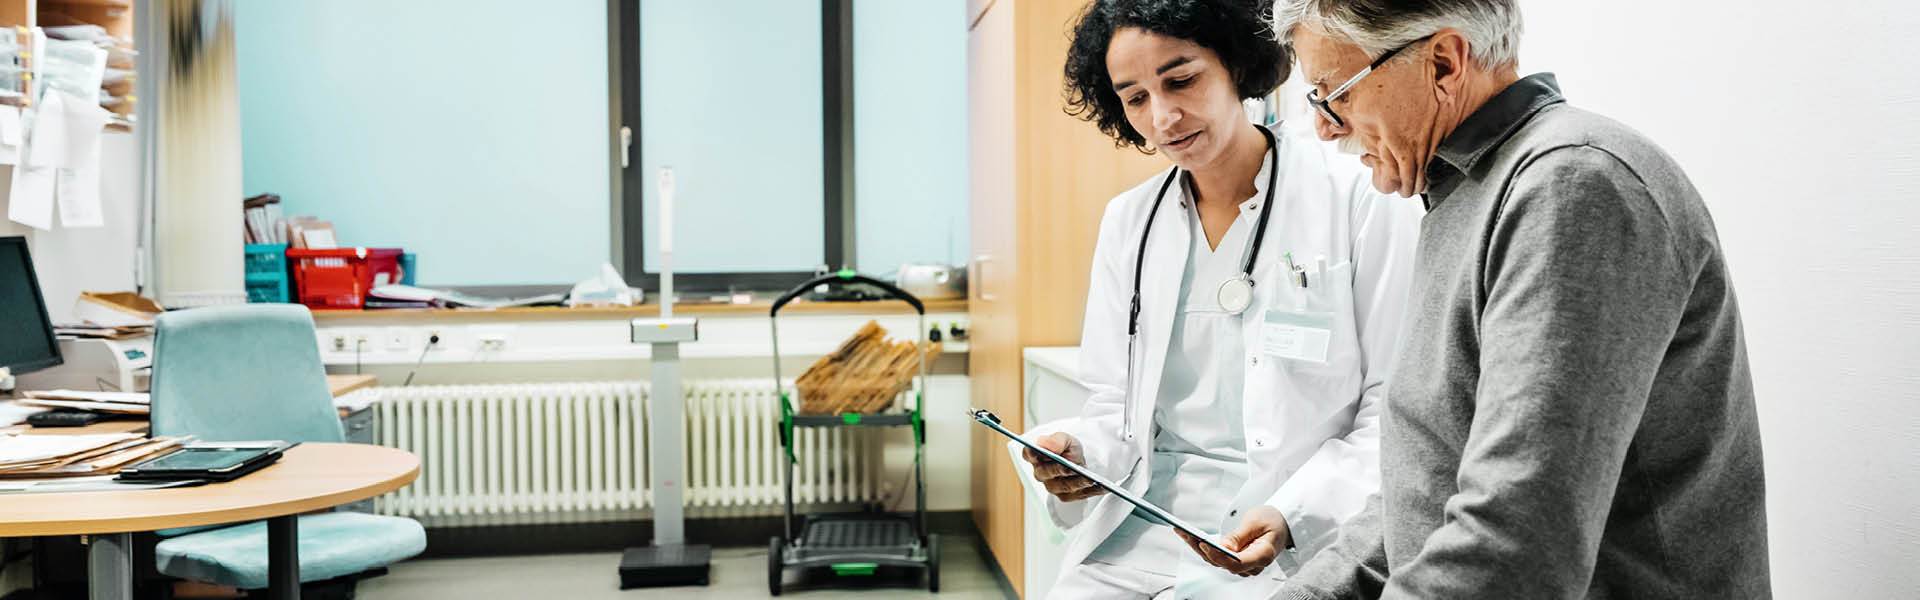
[150,304,344,443]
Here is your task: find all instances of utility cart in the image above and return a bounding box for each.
[766,271,939,595]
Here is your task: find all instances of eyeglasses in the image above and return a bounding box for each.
[1306,36,1431,129]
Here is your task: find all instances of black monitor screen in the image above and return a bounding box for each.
[0,236,59,374]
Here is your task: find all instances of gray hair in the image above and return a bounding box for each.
[1274,0,1524,68]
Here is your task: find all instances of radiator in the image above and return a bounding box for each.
[362,379,888,524]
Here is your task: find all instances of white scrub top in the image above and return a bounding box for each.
[1088,177,1261,574]
[1019,125,1423,597]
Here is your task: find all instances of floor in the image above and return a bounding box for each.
[358,536,1010,599]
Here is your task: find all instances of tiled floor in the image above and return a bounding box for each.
[358,536,1010,599]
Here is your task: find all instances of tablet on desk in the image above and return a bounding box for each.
[968,408,1236,556]
[118,441,296,482]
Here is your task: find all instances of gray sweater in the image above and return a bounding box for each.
[1279,74,1769,599]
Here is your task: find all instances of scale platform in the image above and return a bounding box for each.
[618,543,712,589]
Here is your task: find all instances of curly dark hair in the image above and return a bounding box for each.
[1064,0,1290,152]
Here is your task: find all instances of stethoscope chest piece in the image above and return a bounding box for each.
[1217,274,1254,314]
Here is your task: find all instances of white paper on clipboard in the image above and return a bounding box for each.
[969,408,1236,556]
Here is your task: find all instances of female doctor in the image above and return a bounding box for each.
[1020,0,1420,597]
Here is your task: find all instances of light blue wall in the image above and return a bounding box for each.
[853,0,969,274]
[637,0,824,273]
[235,0,611,286]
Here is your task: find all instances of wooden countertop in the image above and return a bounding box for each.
[326,374,377,397]
[310,298,968,323]
[0,444,419,536]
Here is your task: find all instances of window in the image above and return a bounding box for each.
[237,0,613,287]
[852,0,969,277]
[617,0,968,293]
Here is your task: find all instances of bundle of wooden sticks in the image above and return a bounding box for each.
[795,321,940,415]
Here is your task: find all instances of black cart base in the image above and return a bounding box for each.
[769,514,939,596]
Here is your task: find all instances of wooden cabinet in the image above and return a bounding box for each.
[966,0,1165,596]
[0,0,135,123]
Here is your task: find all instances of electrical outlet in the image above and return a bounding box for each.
[383,328,410,352]
[328,333,349,353]
[472,326,513,353]
[351,333,372,352]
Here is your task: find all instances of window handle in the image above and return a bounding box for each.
[620,126,632,168]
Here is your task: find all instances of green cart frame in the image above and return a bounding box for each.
[766,271,939,595]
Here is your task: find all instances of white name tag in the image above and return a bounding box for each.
[1261,309,1333,364]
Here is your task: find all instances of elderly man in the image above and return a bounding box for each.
[1236,1,1771,598]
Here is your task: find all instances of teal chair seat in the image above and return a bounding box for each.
[155,512,426,590]
[148,305,426,591]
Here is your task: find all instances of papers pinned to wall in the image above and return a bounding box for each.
[5,90,112,230]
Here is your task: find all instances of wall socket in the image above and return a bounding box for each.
[472,326,513,353]
[383,328,411,352]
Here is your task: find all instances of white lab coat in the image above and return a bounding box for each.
[1022,128,1421,595]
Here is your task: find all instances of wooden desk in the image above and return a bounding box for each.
[0,444,419,600]
[325,374,377,397]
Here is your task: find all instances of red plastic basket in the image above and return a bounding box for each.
[287,247,404,309]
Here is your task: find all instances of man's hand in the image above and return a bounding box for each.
[1177,505,1292,577]
[1022,432,1105,502]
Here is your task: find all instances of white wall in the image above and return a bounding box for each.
[0,133,142,323]
[1518,2,1920,596]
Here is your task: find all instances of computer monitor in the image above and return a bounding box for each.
[0,236,60,374]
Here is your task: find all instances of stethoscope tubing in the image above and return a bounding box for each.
[1120,125,1281,440]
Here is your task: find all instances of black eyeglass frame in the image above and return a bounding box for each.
[1306,36,1432,128]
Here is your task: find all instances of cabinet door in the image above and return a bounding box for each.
[965,0,1026,595]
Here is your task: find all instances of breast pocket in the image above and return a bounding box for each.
[1254,263,1363,408]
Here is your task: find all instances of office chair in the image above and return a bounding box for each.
[148,304,426,594]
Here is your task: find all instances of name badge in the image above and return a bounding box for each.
[1261,309,1332,364]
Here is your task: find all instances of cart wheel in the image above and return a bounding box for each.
[926,534,941,593]
[768,536,785,597]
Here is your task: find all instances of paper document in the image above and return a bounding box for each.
[53,90,109,228]
[26,92,68,169]
[14,398,149,415]
[0,402,42,428]
[56,156,103,227]
[0,105,22,166]
[23,390,150,404]
[59,91,111,167]
[0,433,143,466]
[334,390,379,414]
[7,165,56,229]
[0,105,21,147]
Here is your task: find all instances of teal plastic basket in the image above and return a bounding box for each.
[244,244,292,303]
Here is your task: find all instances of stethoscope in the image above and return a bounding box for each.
[1121,125,1279,440]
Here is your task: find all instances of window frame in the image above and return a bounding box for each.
[611,0,856,295]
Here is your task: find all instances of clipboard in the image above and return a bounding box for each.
[969,408,1236,556]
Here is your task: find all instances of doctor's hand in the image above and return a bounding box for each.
[1022,433,1105,502]
[1177,505,1292,577]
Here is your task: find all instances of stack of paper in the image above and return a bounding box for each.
[19,390,150,415]
[52,323,152,339]
[0,433,183,479]
[243,193,286,245]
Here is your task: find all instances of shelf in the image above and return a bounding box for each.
[791,412,917,428]
[310,298,969,323]
[40,0,131,9]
